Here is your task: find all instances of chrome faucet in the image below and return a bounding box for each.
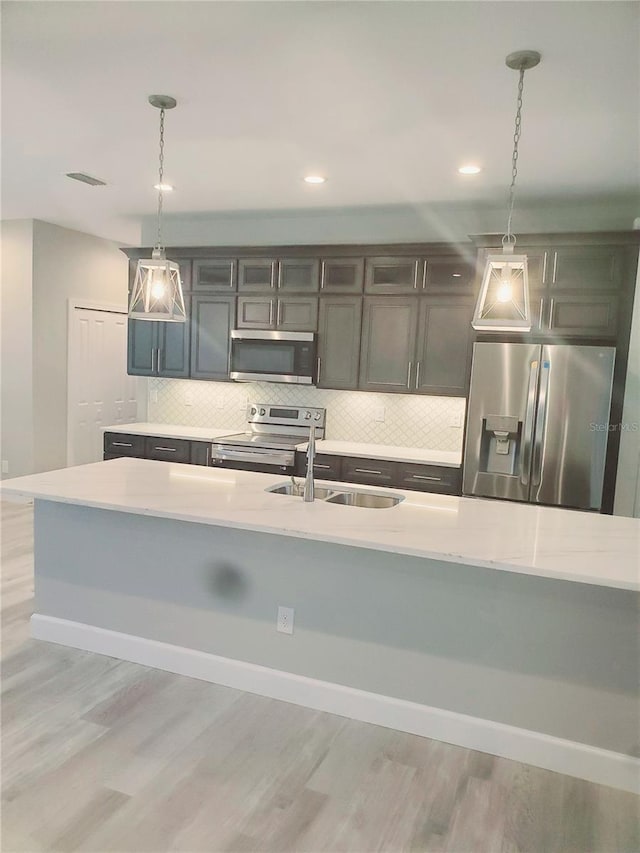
[303,424,316,502]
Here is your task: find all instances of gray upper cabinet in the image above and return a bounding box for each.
[550,247,622,290]
[238,258,276,292]
[546,294,619,338]
[277,259,320,292]
[317,296,362,389]
[415,297,473,395]
[423,256,477,294]
[236,296,318,331]
[320,258,364,293]
[365,257,422,294]
[359,297,417,392]
[127,297,190,378]
[193,258,236,292]
[190,295,236,380]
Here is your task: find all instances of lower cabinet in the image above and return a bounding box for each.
[190,441,211,466]
[293,451,462,495]
[103,433,210,467]
[144,437,191,464]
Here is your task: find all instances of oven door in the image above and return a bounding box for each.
[229,330,316,384]
[211,443,295,474]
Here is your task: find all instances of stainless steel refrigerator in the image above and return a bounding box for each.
[463,342,616,511]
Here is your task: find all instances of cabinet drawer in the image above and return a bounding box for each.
[396,463,461,494]
[295,452,342,480]
[103,432,145,457]
[144,436,192,463]
[341,456,395,486]
[190,441,211,466]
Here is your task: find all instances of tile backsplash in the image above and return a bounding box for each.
[148,379,466,452]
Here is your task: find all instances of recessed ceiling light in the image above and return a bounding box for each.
[458,165,482,175]
[304,175,326,184]
[154,183,174,192]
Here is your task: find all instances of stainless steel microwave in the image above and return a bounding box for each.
[230,330,317,384]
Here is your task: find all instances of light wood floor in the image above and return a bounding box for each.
[1,501,638,853]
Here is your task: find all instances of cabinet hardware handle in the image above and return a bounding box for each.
[542,252,548,284]
[552,252,558,284]
[112,441,133,448]
[407,361,413,388]
[355,467,383,475]
[277,301,282,326]
[155,446,177,452]
[271,262,276,289]
[421,261,428,290]
[314,464,331,470]
[206,446,210,466]
[548,298,556,330]
[157,348,162,373]
[538,298,544,330]
[415,361,421,388]
[413,262,419,289]
[410,474,442,481]
[320,261,327,290]
[269,300,274,325]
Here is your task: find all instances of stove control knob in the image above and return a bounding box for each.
[304,411,311,420]
[314,412,321,421]
[259,408,266,416]
[250,407,257,416]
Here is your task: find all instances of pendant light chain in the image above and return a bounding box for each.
[504,66,526,248]
[156,107,165,251]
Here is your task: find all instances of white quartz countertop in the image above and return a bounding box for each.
[2,458,638,591]
[298,440,461,467]
[103,423,233,442]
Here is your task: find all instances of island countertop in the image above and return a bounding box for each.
[2,457,638,591]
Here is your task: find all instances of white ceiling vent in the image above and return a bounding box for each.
[66,172,106,186]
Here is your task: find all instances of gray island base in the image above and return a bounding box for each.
[32,499,639,794]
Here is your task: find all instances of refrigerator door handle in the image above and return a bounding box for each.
[520,360,539,486]
[531,360,551,486]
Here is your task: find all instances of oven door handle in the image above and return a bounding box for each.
[211,446,295,467]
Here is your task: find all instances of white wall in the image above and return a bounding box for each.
[31,220,128,473]
[141,196,640,247]
[0,220,34,479]
[614,260,640,517]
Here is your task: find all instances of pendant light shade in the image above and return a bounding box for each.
[129,95,186,323]
[472,51,540,333]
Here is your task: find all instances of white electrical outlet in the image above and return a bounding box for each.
[150,389,158,404]
[277,606,294,635]
[373,405,385,423]
[1,460,8,474]
[451,412,464,428]
[184,389,193,406]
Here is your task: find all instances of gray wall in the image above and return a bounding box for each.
[31,220,128,473]
[0,220,34,478]
[36,501,640,757]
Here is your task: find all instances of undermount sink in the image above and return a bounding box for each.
[325,492,403,509]
[266,482,404,508]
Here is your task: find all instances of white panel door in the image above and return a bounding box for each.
[68,308,137,466]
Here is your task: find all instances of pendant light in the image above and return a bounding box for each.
[472,51,541,332]
[129,95,186,323]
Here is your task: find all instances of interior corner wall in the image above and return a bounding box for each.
[0,220,34,479]
[31,220,128,474]
[614,256,640,517]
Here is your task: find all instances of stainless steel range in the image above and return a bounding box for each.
[211,403,326,474]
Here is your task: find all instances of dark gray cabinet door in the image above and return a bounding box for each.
[237,297,275,328]
[550,247,622,291]
[127,319,157,375]
[320,258,364,293]
[365,257,422,294]
[191,441,211,466]
[423,256,477,294]
[359,297,418,392]
[317,296,362,389]
[276,297,318,331]
[190,295,236,380]
[278,259,319,292]
[415,297,473,395]
[238,259,276,292]
[157,297,190,378]
[546,294,619,338]
[193,259,236,292]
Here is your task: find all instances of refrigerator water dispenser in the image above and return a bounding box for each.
[480,415,521,476]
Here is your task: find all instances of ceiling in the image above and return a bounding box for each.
[2,1,639,244]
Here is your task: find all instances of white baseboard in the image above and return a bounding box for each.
[31,613,640,794]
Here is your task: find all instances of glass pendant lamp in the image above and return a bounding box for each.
[472,51,541,332]
[129,95,186,323]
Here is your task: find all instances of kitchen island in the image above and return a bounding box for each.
[2,457,639,793]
